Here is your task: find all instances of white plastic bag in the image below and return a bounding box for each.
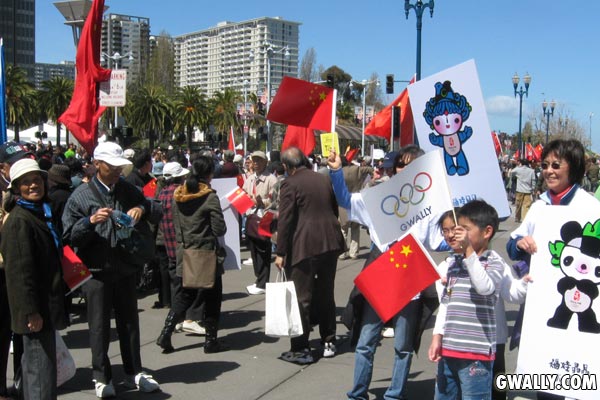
[56,331,76,387]
[265,270,303,337]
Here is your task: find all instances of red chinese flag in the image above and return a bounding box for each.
[225,187,254,215]
[525,143,534,161]
[491,131,502,157]
[354,233,440,322]
[267,77,334,131]
[58,0,111,155]
[281,125,316,156]
[513,149,520,160]
[228,126,236,151]
[345,148,359,162]
[257,211,275,238]
[143,178,157,198]
[61,245,92,294]
[533,143,543,162]
[365,76,415,147]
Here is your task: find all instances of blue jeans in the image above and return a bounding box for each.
[347,300,419,400]
[22,328,57,400]
[435,357,493,400]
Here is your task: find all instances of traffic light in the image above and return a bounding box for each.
[326,74,334,88]
[386,74,394,94]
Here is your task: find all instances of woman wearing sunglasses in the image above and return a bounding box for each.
[506,138,597,400]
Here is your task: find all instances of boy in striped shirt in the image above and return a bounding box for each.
[428,200,504,400]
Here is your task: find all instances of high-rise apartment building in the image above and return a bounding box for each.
[174,17,300,99]
[0,0,35,80]
[100,13,150,84]
[33,61,75,89]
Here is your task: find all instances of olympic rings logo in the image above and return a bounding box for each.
[380,172,433,218]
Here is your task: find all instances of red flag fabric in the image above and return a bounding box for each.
[533,144,543,162]
[365,76,415,146]
[228,126,236,152]
[58,0,111,155]
[225,187,254,215]
[267,77,334,131]
[143,178,157,198]
[513,150,520,160]
[525,143,535,161]
[345,148,359,162]
[354,232,440,322]
[281,125,316,156]
[62,245,92,294]
[257,211,275,238]
[491,131,502,157]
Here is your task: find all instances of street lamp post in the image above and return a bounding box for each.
[249,42,290,154]
[350,79,380,156]
[405,0,434,82]
[512,72,531,157]
[101,51,133,129]
[542,99,556,144]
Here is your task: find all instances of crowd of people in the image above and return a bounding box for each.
[0,136,598,400]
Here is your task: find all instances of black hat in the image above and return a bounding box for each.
[0,142,33,165]
[48,164,72,186]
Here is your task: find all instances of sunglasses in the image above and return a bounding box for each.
[541,161,563,170]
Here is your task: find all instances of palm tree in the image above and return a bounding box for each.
[126,84,171,150]
[173,86,207,149]
[38,76,74,146]
[209,88,241,143]
[5,65,35,141]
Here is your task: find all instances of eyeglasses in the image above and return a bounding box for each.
[395,162,407,169]
[441,227,456,236]
[541,161,563,170]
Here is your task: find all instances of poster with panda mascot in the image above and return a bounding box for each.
[517,207,600,399]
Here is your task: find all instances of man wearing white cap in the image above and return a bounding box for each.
[62,142,161,397]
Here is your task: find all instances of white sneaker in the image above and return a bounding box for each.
[123,372,160,393]
[382,327,395,338]
[246,284,266,295]
[94,380,116,398]
[323,342,336,358]
[175,322,183,332]
[242,258,254,266]
[182,320,206,335]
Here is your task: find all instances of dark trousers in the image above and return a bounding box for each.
[171,274,222,325]
[0,271,11,396]
[289,251,338,351]
[156,245,171,307]
[168,258,205,321]
[22,328,57,400]
[248,237,272,289]
[81,273,141,384]
[492,344,506,400]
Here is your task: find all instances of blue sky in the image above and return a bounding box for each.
[36,0,600,151]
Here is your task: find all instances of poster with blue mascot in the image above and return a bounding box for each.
[407,60,510,219]
[517,206,600,400]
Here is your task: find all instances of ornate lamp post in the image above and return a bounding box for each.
[512,72,531,157]
[542,99,556,144]
[404,0,434,82]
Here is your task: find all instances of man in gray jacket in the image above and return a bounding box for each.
[511,159,536,222]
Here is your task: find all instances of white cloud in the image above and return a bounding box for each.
[485,95,519,117]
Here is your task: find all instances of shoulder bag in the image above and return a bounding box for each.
[174,203,217,289]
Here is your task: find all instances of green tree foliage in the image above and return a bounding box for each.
[173,86,208,149]
[209,88,241,138]
[5,64,35,140]
[125,85,172,150]
[38,76,74,145]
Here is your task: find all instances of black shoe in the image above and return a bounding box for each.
[204,340,229,354]
[279,349,314,365]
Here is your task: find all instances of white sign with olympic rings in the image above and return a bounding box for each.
[361,150,454,248]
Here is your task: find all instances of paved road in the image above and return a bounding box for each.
[9,210,537,399]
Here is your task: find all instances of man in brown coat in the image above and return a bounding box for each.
[275,147,345,364]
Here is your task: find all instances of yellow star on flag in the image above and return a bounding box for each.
[400,245,412,257]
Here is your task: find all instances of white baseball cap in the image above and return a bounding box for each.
[94,142,133,167]
[8,158,47,189]
[162,162,190,179]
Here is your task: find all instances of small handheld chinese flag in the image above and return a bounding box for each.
[354,232,440,322]
[257,211,275,238]
[62,245,92,294]
[225,187,254,215]
[143,178,157,198]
